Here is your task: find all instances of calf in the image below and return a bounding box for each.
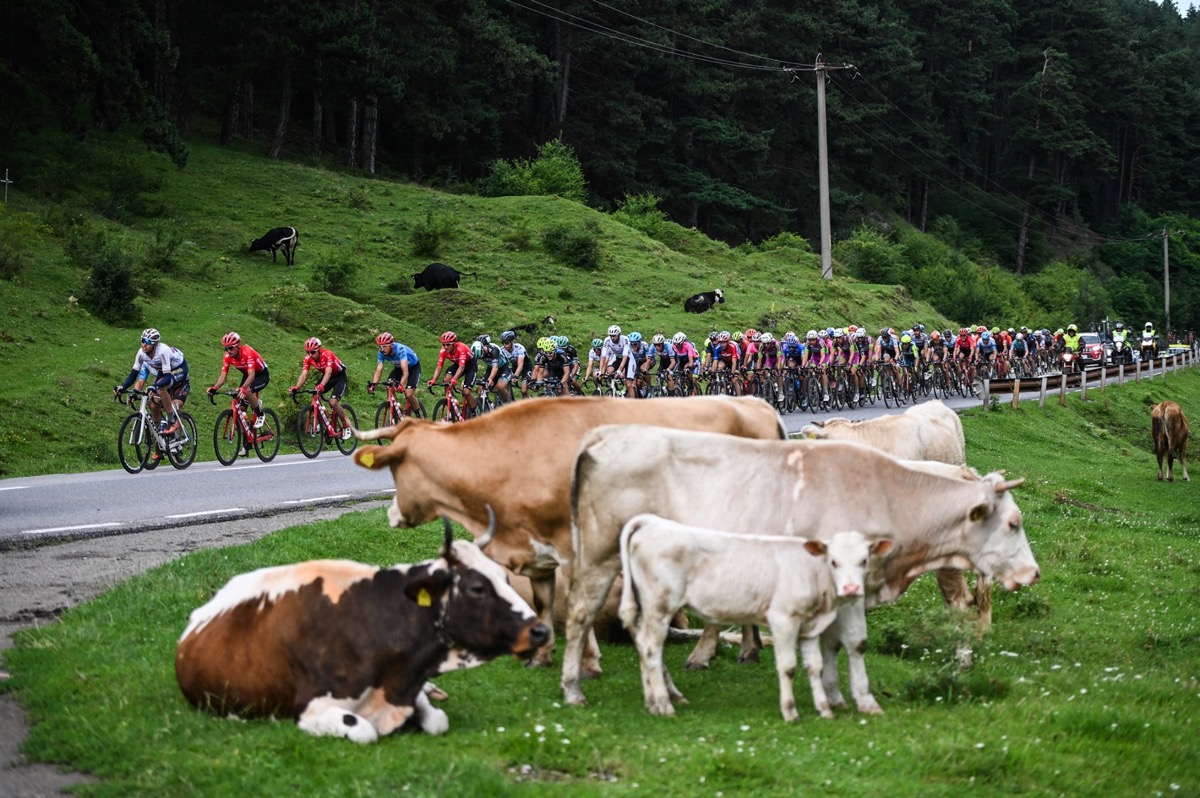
[249,226,298,266]
[175,516,549,743]
[412,262,477,291]
[618,514,893,722]
[683,289,724,313]
[1151,400,1190,482]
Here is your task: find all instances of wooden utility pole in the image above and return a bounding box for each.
[1163,227,1171,334]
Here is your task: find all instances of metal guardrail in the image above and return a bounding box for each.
[980,347,1199,410]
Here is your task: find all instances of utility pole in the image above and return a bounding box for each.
[1163,227,1171,334]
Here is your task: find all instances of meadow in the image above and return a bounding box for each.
[3,369,1198,797]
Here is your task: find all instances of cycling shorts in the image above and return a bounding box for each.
[153,362,190,402]
[386,364,421,391]
[243,368,270,394]
[324,371,348,401]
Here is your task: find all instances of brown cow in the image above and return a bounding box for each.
[1151,400,1190,482]
[353,395,785,670]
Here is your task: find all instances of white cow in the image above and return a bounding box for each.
[619,514,893,721]
[561,427,1040,709]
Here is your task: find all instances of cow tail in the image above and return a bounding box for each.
[617,519,641,631]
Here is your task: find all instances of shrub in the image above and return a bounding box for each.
[0,209,51,282]
[410,209,454,258]
[483,139,587,203]
[613,193,669,238]
[501,218,535,251]
[543,221,601,270]
[309,259,360,297]
[76,238,142,325]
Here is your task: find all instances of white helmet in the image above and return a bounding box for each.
[672,332,687,345]
[651,333,666,345]
[760,332,774,343]
[141,328,161,345]
[608,325,622,336]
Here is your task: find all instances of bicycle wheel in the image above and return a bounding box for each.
[882,370,896,408]
[806,376,822,414]
[117,414,149,474]
[213,409,243,466]
[335,404,358,455]
[253,408,281,462]
[297,406,324,458]
[431,398,451,423]
[167,412,198,469]
[375,400,399,429]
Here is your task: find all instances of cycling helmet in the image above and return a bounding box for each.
[930,330,941,340]
[222,331,241,347]
[476,333,491,346]
[470,341,485,359]
[760,332,774,343]
[1021,326,1030,334]
[900,333,912,344]
[833,328,845,338]
[440,331,458,345]
[591,338,603,349]
[629,332,643,344]
[537,337,556,353]
[1007,328,1015,335]
[608,325,622,336]
[826,327,835,337]
[141,328,161,345]
[992,326,1001,334]
[981,331,991,340]
[718,331,732,342]
[304,337,322,352]
[917,323,926,332]
[557,336,570,346]
[732,331,744,342]
[847,325,857,334]
[855,329,868,339]
[501,330,516,343]
[888,328,896,336]
[651,333,666,345]
[708,331,719,341]
[806,330,818,340]
[375,332,393,346]
[672,332,687,345]
[784,332,798,343]
[1055,328,1064,336]
[959,328,969,336]
[1015,332,1024,340]
[745,328,758,340]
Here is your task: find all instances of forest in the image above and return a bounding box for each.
[2,0,1199,328]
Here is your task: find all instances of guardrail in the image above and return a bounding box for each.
[980,346,1199,410]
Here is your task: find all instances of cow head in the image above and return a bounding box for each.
[958,474,1039,591]
[714,289,724,303]
[804,531,894,598]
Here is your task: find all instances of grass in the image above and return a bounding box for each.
[4,370,1199,796]
[0,133,951,478]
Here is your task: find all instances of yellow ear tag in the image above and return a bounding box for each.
[417,588,432,607]
[360,451,375,468]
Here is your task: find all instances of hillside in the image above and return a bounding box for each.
[0,136,950,478]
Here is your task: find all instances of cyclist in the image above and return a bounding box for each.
[114,328,191,453]
[288,337,353,439]
[473,334,510,403]
[367,332,421,416]
[711,331,742,394]
[804,329,833,402]
[206,332,269,429]
[974,329,998,375]
[584,338,605,382]
[952,327,975,362]
[702,331,719,372]
[926,329,947,366]
[599,325,630,379]
[534,337,571,395]
[649,333,678,394]
[555,336,583,394]
[623,332,654,397]
[741,329,760,371]
[498,330,532,398]
[672,332,699,394]
[1010,331,1030,372]
[426,331,478,416]
[897,332,918,392]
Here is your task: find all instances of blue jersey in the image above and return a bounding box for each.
[377,343,419,367]
[781,341,804,361]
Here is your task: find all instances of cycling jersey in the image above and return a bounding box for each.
[781,341,804,363]
[741,341,759,367]
[759,340,780,368]
[303,348,346,375]
[1011,340,1028,357]
[377,343,419,368]
[674,341,699,370]
[538,351,568,380]
[601,335,630,368]
[477,343,507,381]
[714,341,741,365]
[651,342,676,370]
[434,342,473,371]
[222,344,268,376]
[501,342,531,377]
[876,335,897,360]
[625,342,652,367]
[122,343,189,394]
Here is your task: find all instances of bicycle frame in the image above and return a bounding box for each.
[117,388,196,473]
[293,389,358,458]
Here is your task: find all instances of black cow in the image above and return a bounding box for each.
[683,289,724,313]
[249,227,299,266]
[175,515,549,743]
[413,262,478,291]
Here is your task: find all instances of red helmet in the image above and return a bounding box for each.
[440,331,458,345]
[959,328,969,336]
[376,332,394,346]
[221,331,241,347]
[304,337,322,352]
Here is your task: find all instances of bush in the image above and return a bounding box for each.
[75,236,142,325]
[0,209,51,282]
[309,259,360,296]
[410,209,454,258]
[483,139,587,203]
[543,221,601,270]
[613,193,669,238]
[501,218,535,251]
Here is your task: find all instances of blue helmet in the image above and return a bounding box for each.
[629,332,643,344]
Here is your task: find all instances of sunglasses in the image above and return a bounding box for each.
[224,345,237,351]
[141,339,155,346]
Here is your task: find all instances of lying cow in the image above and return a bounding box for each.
[800,401,987,627]
[561,428,1039,710]
[175,517,549,743]
[1151,400,1190,482]
[412,262,477,291]
[353,395,785,672]
[249,226,298,266]
[619,514,893,721]
[683,289,724,313]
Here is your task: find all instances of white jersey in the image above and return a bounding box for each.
[600,335,629,368]
[132,343,186,378]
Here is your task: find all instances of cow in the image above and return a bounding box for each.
[560,427,1039,709]
[175,516,549,743]
[249,226,298,266]
[683,289,724,314]
[799,401,987,629]
[352,395,785,671]
[619,514,894,721]
[412,262,477,291]
[1151,400,1190,482]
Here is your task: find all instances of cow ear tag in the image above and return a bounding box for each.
[360,451,375,468]
[417,588,433,607]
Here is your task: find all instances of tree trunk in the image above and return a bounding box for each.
[312,57,324,158]
[412,135,425,180]
[346,97,359,168]
[918,178,929,232]
[362,94,378,174]
[268,61,292,159]
[1015,153,1035,275]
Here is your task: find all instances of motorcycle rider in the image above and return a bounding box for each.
[1141,322,1158,361]
[1110,322,1130,364]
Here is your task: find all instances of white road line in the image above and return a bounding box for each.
[0,485,30,492]
[222,460,320,472]
[282,495,351,505]
[23,522,121,535]
[166,508,245,519]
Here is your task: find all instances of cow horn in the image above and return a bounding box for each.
[811,420,826,428]
[476,505,497,549]
[995,477,1026,493]
[440,515,455,559]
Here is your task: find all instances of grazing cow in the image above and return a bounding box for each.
[352,396,785,671]
[510,316,557,336]
[683,289,724,314]
[561,428,1039,709]
[800,401,987,628]
[175,517,549,743]
[249,226,298,266]
[412,262,477,291]
[619,515,893,721]
[1151,400,1190,482]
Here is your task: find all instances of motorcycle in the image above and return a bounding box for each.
[1140,333,1158,362]
[1059,349,1079,375]
[1109,338,1133,366]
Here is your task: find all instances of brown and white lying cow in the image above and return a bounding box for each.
[1151,400,1190,482]
[353,395,785,669]
[619,514,893,721]
[562,427,1039,709]
[175,517,548,743]
[799,401,989,627]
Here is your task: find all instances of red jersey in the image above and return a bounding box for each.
[435,342,474,369]
[302,348,345,374]
[220,344,267,376]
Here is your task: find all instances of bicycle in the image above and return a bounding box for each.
[292,389,358,458]
[210,390,280,465]
[369,380,426,428]
[115,388,198,474]
[427,381,473,423]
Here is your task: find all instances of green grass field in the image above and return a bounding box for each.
[4,370,1198,797]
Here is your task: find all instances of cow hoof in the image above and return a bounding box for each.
[818,710,834,720]
[737,650,761,664]
[683,659,711,671]
[525,655,554,669]
[423,682,449,702]
[856,702,884,716]
[562,688,589,707]
[581,665,603,680]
